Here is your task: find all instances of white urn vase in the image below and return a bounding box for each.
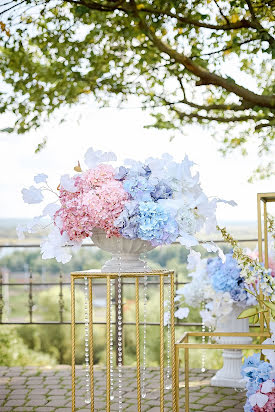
[91,229,155,272]
[211,303,251,388]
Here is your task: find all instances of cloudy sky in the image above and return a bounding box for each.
[0,100,274,223]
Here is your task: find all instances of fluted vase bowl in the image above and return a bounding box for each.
[91,228,156,272]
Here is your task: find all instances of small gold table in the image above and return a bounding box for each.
[175,331,275,412]
[71,270,177,411]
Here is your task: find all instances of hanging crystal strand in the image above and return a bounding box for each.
[165,275,172,390]
[84,276,91,404]
[110,277,114,401]
[117,247,123,412]
[141,272,148,399]
[201,300,206,373]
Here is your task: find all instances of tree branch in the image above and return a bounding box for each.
[129,0,275,109]
[214,0,230,24]
[190,38,258,59]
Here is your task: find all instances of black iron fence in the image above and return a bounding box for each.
[0,239,259,363]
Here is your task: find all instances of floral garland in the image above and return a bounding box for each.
[18,147,235,263]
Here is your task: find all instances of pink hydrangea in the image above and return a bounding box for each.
[54,165,129,241]
[253,387,275,412]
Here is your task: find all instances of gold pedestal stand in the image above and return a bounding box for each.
[71,270,177,412]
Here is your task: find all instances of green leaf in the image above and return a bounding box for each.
[0,127,14,133]
[263,301,275,311]
[237,306,259,319]
[244,288,256,297]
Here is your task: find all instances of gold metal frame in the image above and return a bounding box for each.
[257,193,275,337]
[175,331,275,412]
[71,270,177,412]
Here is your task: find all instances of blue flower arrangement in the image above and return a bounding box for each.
[207,252,250,304]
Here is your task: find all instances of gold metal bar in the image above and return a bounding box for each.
[264,201,269,268]
[258,193,263,262]
[177,343,275,350]
[184,335,189,412]
[135,278,141,412]
[71,276,76,412]
[88,279,94,412]
[170,273,176,412]
[160,275,165,412]
[106,276,111,412]
[183,331,269,337]
[175,346,179,412]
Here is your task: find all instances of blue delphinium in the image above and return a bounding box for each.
[137,202,179,245]
[207,253,249,303]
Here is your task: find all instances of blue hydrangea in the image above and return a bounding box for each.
[118,163,174,202]
[114,201,139,239]
[207,253,249,303]
[241,354,272,396]
[137,202,179,245]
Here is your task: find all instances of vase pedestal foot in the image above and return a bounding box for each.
[211,374,246,389]
[210,349,247,389]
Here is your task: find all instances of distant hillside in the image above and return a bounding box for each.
[0,217,258,246]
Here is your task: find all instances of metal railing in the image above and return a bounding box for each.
[0,238,259,363]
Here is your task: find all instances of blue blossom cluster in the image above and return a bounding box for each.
[116,164,174,202]
[114,200,178,245]
[207,253,249,303]
[242,354,273,412]
[114,163,178,244]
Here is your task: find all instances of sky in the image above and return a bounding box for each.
[0,100,274,224]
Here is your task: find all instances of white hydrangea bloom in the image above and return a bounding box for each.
[174,307,189,319]
[22,186,44,204]
[43,203,60,218]
[84,147,117,169]
[60,174,77,193]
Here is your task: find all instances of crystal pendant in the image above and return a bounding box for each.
[110,278,114,401]
[141,270,148,399]
[84,277,91,404]
[201,301,206,373]
[117,249,123,411]
[165,275,172,390]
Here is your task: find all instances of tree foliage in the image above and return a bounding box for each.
[0,0,274,176]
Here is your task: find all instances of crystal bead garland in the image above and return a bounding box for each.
[141,257,148,400]
[201,300,206,373]
[84,276,91,404]
[117,246,123,412]
[110,277,114,401]
[165,275,172,390]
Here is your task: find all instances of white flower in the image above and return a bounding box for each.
[60,174,77,193]
[178,233,198,248]
[262,336,275,366]
[41,227,72,263]
[249,392,268,408]
[201,242,226,263]
[16,216,44,239]
[200,309,215,328]
[43,203,60,218]
[84,147,117,169]
[34,173,48,184]
[261,380,275,394]
[187,250,202,271]
[174,307,189,319]
[22,186,44,204]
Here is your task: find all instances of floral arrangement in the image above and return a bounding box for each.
[218,227,275,412]
[242,325,275,412]
[175,250,254,328]
[18,147,235,263]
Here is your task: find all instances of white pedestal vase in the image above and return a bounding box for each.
[211,303,251,388]
[91,228,155,272]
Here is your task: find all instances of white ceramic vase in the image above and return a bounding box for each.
[91,228,155,272]
[211,303,251,388]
